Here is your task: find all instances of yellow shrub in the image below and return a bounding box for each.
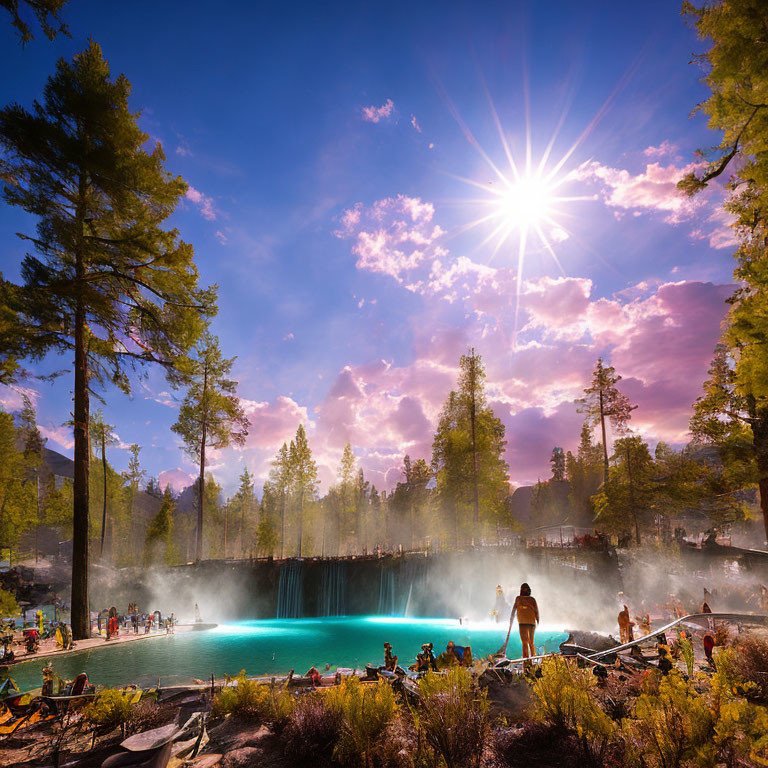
[212,671,294,722]
[416,666,490,768]
[621,671,715,768]
[83,689,136,732]
[531,656,615,742]
[324,676,397,766]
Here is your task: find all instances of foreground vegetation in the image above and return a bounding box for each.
[198,633,768,768]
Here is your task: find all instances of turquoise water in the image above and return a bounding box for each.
[6,617,567,691]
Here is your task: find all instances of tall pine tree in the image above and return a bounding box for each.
[172,332,248,562]
[679,2,768,541]
[578,359,635,483]
[288,424,317,557]
[0,44,214,636]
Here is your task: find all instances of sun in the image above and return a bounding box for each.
[494,173,555,230]
[440,94,599,344]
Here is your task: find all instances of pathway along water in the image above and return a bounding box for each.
[7,617,568,690]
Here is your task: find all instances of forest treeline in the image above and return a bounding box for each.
[0,350,762,568]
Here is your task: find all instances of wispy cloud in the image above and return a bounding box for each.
[185,186,216,220]
[643,140,678,159]
[361,98,394,124]
[571,156,737,248]
[410,114,422,133]
[39,423,74,451]
[144,391,176,408]
[334,195,445,282]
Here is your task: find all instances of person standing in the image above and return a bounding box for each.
[502,583,540,660]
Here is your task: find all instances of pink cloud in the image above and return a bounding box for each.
[335,195,446,282]
[158,467,195,492]
[361,99,394,123]
[410,114,422,133]
[571,157,737,248]
[185,186,216,221]
[571,159,702,223]
[213,275,730,491]
[39,423,74,451]
[0,384,39,412]
[523,277,592,332]
[643,140,678,159]
[239,396,310,452]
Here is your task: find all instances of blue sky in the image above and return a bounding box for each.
[0,0,736,494]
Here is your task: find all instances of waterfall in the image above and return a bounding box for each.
[377,569,396,616]
[276,562,303,618]
[397,557,428,616]
[320,561,346,616]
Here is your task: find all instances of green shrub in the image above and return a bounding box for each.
[325,676,398,766]
[416,666,491,768]
[83,689,136,734]
[530,657,616,766]
[621,671,715,768]
[211,671,294,723]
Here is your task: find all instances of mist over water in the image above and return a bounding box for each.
[90,546,768,643]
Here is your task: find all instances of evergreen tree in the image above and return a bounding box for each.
[432,352,509,544]
[1,0,69,44]
[172,332,248,562]
[566,423,604,525]
[0,44,214,637]
[355,467,370,553]
[229,468,256,557]
[691,344,768,537]
[336,443,357,552]
[593,436,654,545]
[120,444,145,565]
[143,485,175,566]
[268,443,292,558]
[459,348,484,523]
[401,455,430,550]
[578,359,635,483]
[255,490,279,557]
[18,395,43,557]
[550,447,566,482]
[679,2,768,541]
[0,410,37,562]
[288,424,318,557]
[89,410,116,559]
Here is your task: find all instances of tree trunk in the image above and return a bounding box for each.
[196,434,206,562]
[280,490,286,559]
[195,362,209,563]
[625,445,640,546]
[99,438,108,559]
[223,502,228,559]
[470,355,480,525]
[298,489,304,557]
[751,410,768,543]
[239,504,245,559]
[71,295,91,640]
[454,500,459,550]
[599,389,609,483]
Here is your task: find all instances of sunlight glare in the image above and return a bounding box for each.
[497,173,553,230]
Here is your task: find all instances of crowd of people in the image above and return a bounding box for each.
[94,604,176,639]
